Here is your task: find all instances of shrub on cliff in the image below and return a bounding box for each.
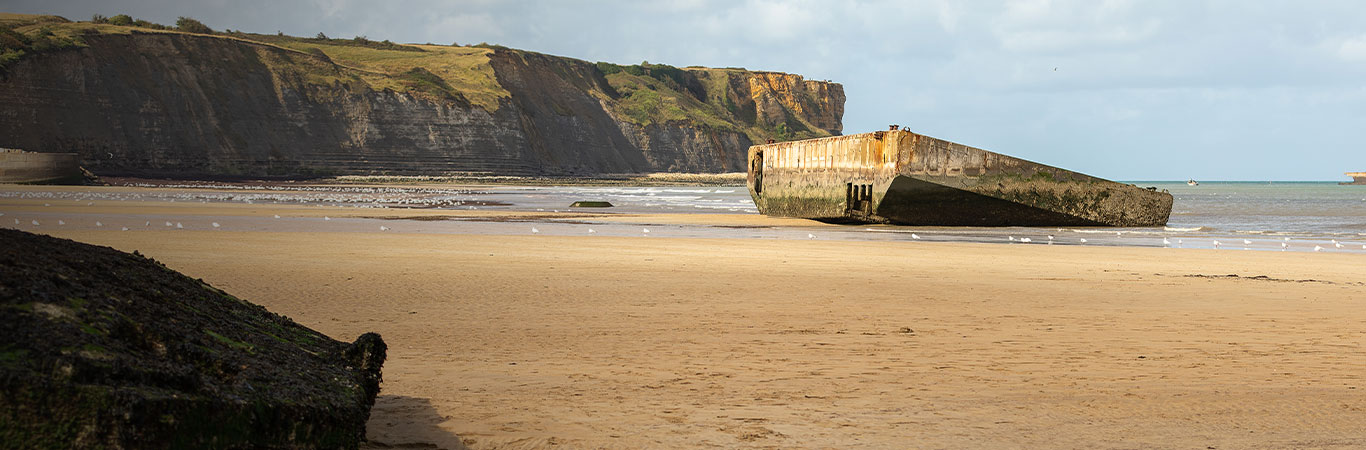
[105,14,132,26]
[175,16,213,34]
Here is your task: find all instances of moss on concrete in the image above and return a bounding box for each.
[0,229,386,448]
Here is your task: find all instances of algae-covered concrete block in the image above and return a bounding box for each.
[0,229,386,449]
[747,130,1173,227]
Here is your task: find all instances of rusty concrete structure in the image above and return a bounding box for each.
[0,149,82,184]
[1342,172,1366,185]
[746,129,1173,227]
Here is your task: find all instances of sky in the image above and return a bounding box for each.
[8,0,1366,180]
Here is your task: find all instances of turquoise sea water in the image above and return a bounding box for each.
[1154,181,1366,237]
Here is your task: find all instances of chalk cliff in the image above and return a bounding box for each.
[0,15,844,177]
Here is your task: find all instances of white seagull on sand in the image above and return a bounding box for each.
[379,226,389,231]
[1213,240,1221,249]
[642,228,650,234]
[212,222,220,228]
[1314,245,1324,252]
[911,233,921,240]
[1163,237,1171,246]
[808,233,815,239]
[95,221,103,227]
[1080,238,1088,243]
[588,228,596,234]
[1020,237,1033,243]
[1243,239,1252,245]
[531,227,539,234]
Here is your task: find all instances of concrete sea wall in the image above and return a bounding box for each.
[0,149,81,184]
[747,130,1173,226]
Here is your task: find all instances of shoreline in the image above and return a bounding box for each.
[22,227,1366,448]
[4,185,1366,447]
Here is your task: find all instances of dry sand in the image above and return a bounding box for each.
[10,195,1366,449]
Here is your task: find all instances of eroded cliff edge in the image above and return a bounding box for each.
[0,16,844,177]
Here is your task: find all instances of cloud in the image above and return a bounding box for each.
[1336,34,1366,61]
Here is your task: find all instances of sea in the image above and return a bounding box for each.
[2,181,1364,254]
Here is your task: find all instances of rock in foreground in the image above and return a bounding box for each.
[0,229,386,448]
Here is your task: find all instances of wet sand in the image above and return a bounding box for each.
[9,192,1366,448]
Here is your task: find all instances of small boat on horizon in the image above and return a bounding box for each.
[1187,179,1199,186]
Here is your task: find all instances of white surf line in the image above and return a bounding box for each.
[863,228,927,234]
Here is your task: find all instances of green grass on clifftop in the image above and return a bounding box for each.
[0,12,838,143]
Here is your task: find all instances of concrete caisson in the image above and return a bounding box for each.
[746,130,1173,227]
[0,149,82,184]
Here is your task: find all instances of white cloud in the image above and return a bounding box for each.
[1336,34,1366,61]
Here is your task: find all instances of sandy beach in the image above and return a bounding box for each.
[6,190,1366,448]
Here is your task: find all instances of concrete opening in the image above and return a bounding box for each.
[846,182,873,218]
[753,151,764,194]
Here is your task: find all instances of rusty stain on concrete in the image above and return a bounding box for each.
[746,130,1173,227]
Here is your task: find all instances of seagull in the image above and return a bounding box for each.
[531,227,540,234]
[1178,239,1183,246]
[808,233,815,239]
[911,233,921,240]
[1243,239,1252,245]
[1213,240,1221,249]
[1281,242,1288,251]
[1080,238,1088,243]
[324,216,331,221]
[589,228,596,234]
[1314,245,1324,252]
[1163,237,1171,246]
[1046,235,1054,244]
[1284,237,1291,241]
[95,221,103,227]
[212,222,220,228]
[1009,236,1016,242]
[176,222,183,229]
[145,221,150,227]
[31,220,39,226]
[379,226,389,231]
[1334,240,1344,249]
[165,221,173,227]
[58,220,65,225]
[121,227,129,231]
[274,215,281,219]
[1020,237,1033,243]
[643,228,650,234]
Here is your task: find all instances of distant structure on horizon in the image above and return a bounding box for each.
[1343,172,1366,185]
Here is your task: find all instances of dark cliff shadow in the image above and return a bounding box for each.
[362,395,470,450]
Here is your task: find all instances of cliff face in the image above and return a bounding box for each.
[0,20,844,177]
